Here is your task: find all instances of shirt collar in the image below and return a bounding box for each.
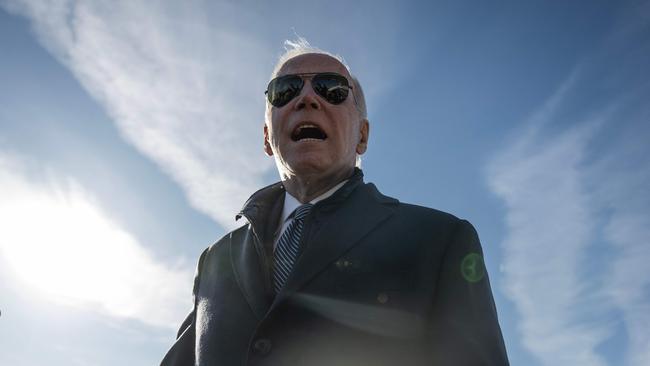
[280,179,348,225]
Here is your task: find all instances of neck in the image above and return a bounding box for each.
[282,167,354,203]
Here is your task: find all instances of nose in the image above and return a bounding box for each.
[294,80,322,111]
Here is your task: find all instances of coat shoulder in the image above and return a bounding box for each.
[202,222,250,256]
[364,182,460,222]
[364,182,469,233]
[396,201,461,225]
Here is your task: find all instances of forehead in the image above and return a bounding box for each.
[277,53,351,79]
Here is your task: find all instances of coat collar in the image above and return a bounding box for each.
[236,168,366,224]
[231,168,398,317]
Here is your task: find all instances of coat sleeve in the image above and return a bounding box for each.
[428,219,509,366]
[160,248,208,366]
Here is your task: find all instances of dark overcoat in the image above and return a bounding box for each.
[161,170,509,365]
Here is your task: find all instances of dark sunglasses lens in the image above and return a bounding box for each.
[312,74,350,104]
[267,75,303,107]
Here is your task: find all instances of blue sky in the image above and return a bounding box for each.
[1,0,648,365]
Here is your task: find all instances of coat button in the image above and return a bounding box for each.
[252,338,272,356]
[377,292,389,304]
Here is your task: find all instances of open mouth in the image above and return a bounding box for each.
[291,124,327,142]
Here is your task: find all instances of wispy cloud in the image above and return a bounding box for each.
[488,115,611,366]
[593,133,650,366]
[486,6,650,363]
[2,0,274,228]
[488,107,650,365]
[0,152,193,328]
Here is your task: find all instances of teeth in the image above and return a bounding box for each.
[292,123,326,142]
[298,124,318,131]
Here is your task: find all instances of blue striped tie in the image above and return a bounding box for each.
[273,203,313,293]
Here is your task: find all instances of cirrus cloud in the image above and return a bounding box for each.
[3,0,275,228]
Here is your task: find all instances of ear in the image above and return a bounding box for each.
[263,124,274,156]
[355,118,370,155]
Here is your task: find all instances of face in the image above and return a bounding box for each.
[264,53,369,180]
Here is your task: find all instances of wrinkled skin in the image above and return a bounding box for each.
[264,53,369,202]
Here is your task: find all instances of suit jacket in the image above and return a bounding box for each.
[161,169,509,365]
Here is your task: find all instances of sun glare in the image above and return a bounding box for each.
[0,165,191,327]
[1,180,127,305]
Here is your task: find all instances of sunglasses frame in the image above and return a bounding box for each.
[265,72,355,108]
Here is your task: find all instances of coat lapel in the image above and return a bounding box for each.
[272,183,398,309]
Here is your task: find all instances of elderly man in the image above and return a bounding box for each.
[161,42,509,366]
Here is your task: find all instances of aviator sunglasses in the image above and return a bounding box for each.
[265,72,353,108]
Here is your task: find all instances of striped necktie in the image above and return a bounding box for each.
[273,203,313,293]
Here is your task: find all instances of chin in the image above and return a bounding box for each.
[284,158,332,177]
